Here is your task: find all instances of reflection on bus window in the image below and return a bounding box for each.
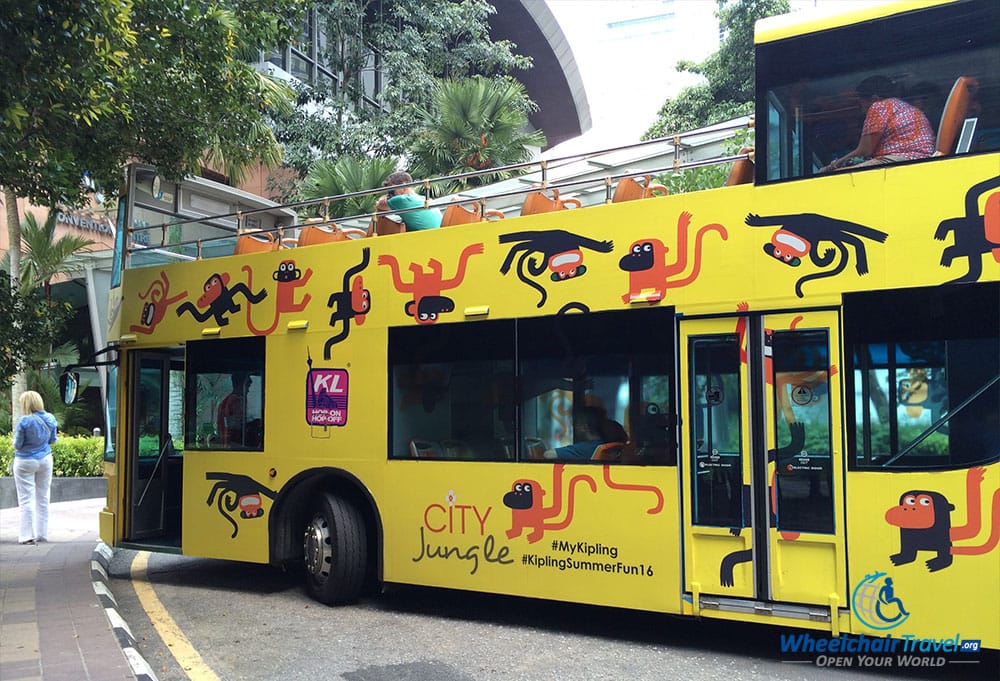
[389,320,516,461]
[771,330,834,534]
[387,308,676,465]
[690,335,743,528]
[847,284,1000,470]
[758,1,999,181]
[184,337,266,451]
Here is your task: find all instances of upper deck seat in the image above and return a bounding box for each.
[441,202,505,227]
[521,188,582,215]
[935,76,978,156]
[372,214,406,235]
[726,148,755,186]
[298,220,369,245]
[612,175,668,202]
[235,232,282,254]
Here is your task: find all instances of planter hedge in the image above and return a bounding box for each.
[0,435,104,477]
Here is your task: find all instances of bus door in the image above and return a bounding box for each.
[126,350,184,543]
[680,311,847,621]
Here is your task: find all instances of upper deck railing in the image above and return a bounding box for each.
[125,119,753,270]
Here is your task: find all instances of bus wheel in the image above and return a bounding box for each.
[303,492,367,605]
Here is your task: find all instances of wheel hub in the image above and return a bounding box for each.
[303,513,332,581]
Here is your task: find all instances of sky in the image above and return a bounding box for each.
[544,0,893,155]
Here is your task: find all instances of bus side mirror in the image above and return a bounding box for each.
[60,371,80,404]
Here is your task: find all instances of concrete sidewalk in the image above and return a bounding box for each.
[0,498,152,681]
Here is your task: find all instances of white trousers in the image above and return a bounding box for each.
[13,454,53,543]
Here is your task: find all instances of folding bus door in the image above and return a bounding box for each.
[126,350,184,542]
[680,311,847,623]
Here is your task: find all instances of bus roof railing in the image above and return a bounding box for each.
[125,119,753,266]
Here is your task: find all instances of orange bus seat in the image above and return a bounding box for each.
[235,232,279,254]
[612,175,668,202]
[521,188,582,215]
[591,442,627,461]
[409,439,442,458]
[374,214,405,235]
[726,147,755,186]
[936,76,978,156]
[299,223,368,245]
[441,202,505,227]
[524,437,546,460]
[985,189,1000,263]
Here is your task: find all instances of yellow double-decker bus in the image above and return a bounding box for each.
[93,0,998,651]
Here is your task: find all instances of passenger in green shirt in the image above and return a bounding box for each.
[378,171,442,231]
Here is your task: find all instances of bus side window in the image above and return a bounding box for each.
[846,284,1000,470]
[184,337,266,452]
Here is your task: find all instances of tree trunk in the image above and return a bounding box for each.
[3,186,27,425]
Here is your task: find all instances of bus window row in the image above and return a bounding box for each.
[172,283,997,470]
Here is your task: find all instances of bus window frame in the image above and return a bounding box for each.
[845,283,1000,472]
[755,0,1000,184]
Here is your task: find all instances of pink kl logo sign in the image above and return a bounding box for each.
[306,368,348,426]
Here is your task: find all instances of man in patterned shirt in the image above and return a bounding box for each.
[821,75,936,172]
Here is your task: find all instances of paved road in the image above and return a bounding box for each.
[106,550,997,681]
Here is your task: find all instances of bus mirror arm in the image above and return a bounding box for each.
[59,345,120,404]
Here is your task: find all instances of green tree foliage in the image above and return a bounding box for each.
[654,129,753,194]
[0,344,91,433]
[644,0,789,139]
[0,275,73,393]
[300,156,400,218]
[272,0,533,181]
[408,76,545,191]
[0,0,305,208]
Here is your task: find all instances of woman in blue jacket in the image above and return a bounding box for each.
[12,390,58,544]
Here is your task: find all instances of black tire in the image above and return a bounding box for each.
[302,492,367,605]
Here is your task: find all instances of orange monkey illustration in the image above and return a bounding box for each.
[503,464,597,543]
[619,211,727,303]
[130,271,187,334]
[378,243,484,324]
[242,261,312,336]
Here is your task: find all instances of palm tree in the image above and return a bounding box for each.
[3,209,93,427]
[15,210,94,298]
[300,156,399,219]
[408,76,546,192]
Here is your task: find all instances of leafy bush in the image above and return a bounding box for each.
[0,434,104,477]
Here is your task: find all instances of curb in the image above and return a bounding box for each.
[91,541,160,681]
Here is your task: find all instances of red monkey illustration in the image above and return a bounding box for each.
[242,261,312,335]
[130,271,187,334]
[885,466,1000,572]
[619,211,727,303]
[503,464,597,543]
[378,243,484,324]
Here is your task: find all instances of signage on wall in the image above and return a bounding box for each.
[56,211,114,237]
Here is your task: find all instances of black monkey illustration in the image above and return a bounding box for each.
[746,213,888,298]
[885,467,1000,572]
[324,248,371,359]
[499,230,614,308]
[176,272,266,326]
[719,422,806,587]
[205,472,278,538]
[934,175,1000,284]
